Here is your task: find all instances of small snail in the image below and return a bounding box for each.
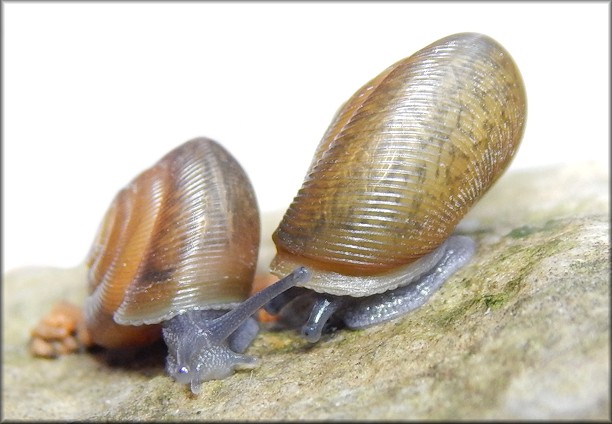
[265,33,527,342]
[30,137,309,393]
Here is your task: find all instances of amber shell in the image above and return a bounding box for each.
[84,138,260,348]
[272,32,526,281]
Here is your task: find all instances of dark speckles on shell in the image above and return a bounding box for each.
[272,33,526,277]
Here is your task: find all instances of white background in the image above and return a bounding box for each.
[4,2,609,272]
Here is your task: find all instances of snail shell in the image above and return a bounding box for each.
[266,33,526,341]
[271,32,526,297]
[84,137,261,349]
[79,137,310,392]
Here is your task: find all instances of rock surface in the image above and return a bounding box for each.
[2,162,609,420]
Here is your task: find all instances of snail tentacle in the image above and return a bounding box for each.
[162,266,310,393]
[301,295,346,343]
[207,266,310,342]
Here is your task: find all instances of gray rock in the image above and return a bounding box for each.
[2,162,609,420]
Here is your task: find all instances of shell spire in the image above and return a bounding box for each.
[272,32,526,281]
[84,137,260,347]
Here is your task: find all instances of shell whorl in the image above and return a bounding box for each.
[84,138,260,347]
[272,33,526,279]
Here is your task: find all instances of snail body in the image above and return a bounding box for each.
[32,137,309,394]
[266,33,526,341]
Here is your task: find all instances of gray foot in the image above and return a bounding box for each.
[339,235,476,329]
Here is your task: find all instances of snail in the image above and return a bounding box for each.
[30,137,309,394]
[265,32,527,342]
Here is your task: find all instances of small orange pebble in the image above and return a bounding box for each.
[251,272,281,323]
[29,301,92,358]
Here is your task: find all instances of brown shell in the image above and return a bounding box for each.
[84,138,260,348]
[272,32,526,279]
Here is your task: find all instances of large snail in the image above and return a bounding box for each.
[30,137,309,394]
[265,32,527,342]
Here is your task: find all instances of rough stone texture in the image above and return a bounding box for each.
[2,162,609,420]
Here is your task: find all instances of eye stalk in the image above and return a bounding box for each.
[162,267,310,393]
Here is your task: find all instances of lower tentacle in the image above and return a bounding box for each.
[301,295,346,343]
